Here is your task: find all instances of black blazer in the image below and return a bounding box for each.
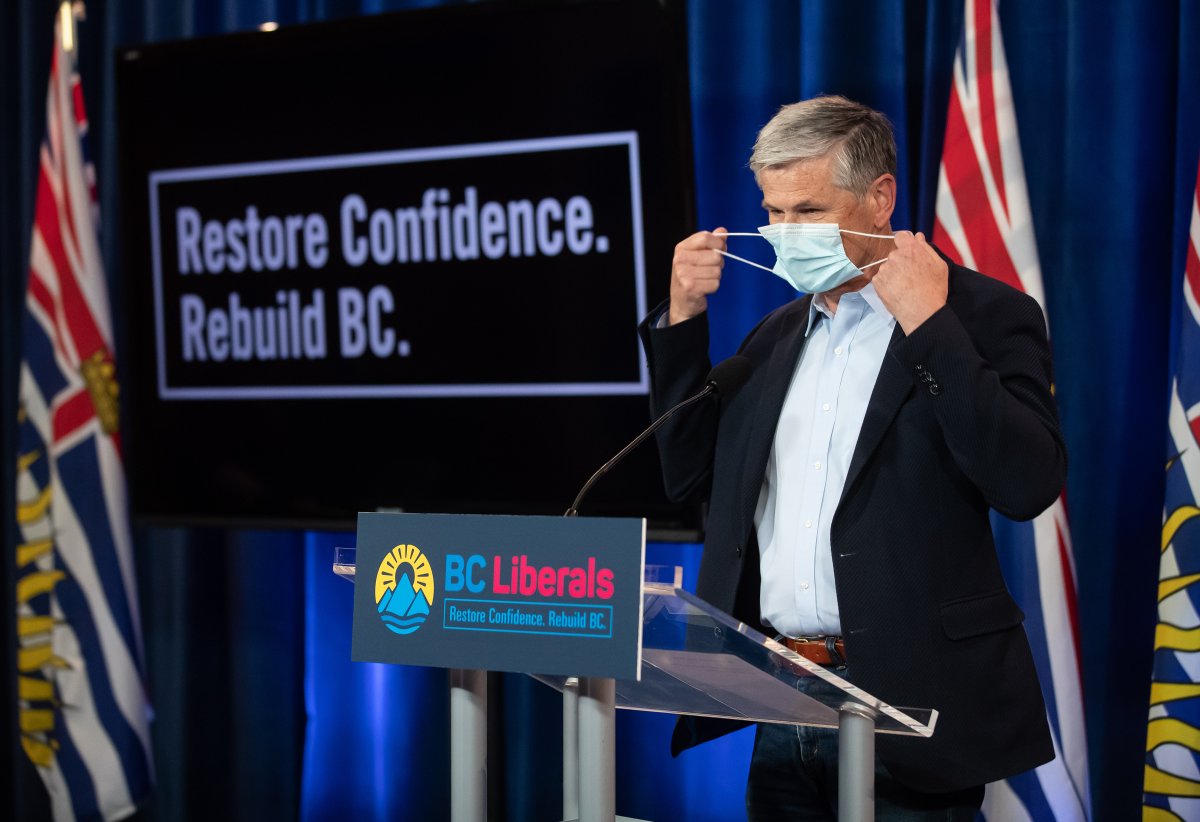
[637,258,1062,793]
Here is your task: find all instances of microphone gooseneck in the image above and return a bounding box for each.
[564,355,753,517]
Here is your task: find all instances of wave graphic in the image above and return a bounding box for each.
[380,615,426,635]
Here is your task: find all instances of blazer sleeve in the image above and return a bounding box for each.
[887,284,1067,521]
[636,302,717,504]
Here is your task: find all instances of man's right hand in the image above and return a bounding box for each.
[668,227,727,325]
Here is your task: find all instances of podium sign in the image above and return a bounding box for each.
[351,513,646,680]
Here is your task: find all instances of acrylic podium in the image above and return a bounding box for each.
[333,551,937,822]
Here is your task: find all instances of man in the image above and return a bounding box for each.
[637,96,1062,819]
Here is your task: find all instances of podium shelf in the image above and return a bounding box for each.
[532,584,935,738]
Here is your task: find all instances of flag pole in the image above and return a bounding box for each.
[57,1,84,57]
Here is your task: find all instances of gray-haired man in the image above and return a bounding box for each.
[639,96,1062,819]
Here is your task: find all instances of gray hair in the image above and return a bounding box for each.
[749,96,897,198]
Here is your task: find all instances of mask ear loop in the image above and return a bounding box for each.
[838,229,895,269]
[840,229,896,239]
[713,249,777,274]
[709,231,779,274]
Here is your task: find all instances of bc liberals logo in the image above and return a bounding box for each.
[375,544,435,635]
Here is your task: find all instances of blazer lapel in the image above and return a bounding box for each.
[840,264,959,502]
[839,323,912,505]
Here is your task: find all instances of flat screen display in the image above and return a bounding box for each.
[115,0,699,533]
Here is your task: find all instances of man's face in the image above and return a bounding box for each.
[758,152,891,271]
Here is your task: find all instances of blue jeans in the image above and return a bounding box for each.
[745,670,983,821]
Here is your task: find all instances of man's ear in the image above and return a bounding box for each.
[866,173,896,229]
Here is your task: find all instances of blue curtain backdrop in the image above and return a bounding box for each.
[2,1,1197,820]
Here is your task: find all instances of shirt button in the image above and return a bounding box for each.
[814,461,822,470]
[804,519,812,528]
[800,581,810,590]
[822,403,830,412]
[834,346,844,356]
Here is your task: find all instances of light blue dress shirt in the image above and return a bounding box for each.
[754,283,896,637]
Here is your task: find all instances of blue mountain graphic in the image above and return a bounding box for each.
[408,589,430,617]
[377,586,393,612]
[380,572,418,616]
[378,572,431,635]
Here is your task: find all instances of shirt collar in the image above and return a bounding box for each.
[805,282,895,336]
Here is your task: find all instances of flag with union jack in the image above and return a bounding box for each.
[13,12,154,821]
[1144,160,1200,821]
[931,1,1091,818]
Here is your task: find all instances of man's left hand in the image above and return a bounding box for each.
[873,231,949,334]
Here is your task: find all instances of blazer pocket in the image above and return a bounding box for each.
[940,590,1025,640]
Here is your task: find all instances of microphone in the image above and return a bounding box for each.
[564,355,753,517]
[700,355,754,396]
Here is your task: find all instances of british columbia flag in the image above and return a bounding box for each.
[13,10,153,820]
[931,0,1091,819]
[1144,161,1200,821]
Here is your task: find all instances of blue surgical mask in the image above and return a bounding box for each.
[715,224,894,293]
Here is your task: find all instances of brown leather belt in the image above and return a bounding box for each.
[782,636,846,667]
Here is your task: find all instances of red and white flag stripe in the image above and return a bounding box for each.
[933,1,1090,819]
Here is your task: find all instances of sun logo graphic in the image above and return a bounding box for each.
[375,544,435,635]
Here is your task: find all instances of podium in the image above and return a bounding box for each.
[334,548,937,822]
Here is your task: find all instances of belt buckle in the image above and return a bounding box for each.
[790,634,845,669]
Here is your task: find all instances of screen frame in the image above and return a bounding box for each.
[113,0,702,540]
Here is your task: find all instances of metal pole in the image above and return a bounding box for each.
[577,676,616,822]
[836,703,876,822]
[450,668,487,822]
[563,677,580,821]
